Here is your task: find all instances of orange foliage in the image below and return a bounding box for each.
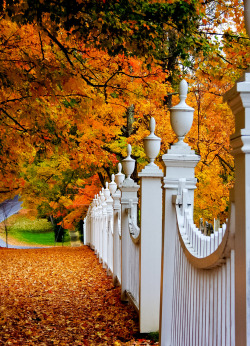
[0,0,248,227]
[0,247,155,345]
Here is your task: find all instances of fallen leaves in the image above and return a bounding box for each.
[0,246,157,345]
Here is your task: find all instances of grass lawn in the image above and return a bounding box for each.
[11,228,65,246]
[0,210,71,246]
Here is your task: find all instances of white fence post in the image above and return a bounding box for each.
[120,145,140,301]
[102,190,108,268]
[97,195,102,259]
[160,80,200,345]
[138,117,163,333]
[224,71,250,346]
[112,189,121,285]
[91,198,95,251]
[90,196,97,249]
[83,217,87,245]
[104,182,114,275]
[113,168,124,285]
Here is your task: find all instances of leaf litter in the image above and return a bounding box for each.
[0,246,158,345]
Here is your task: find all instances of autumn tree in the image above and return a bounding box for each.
[0,0,249,228]
[184,0,250,223]
[0,13,171,228]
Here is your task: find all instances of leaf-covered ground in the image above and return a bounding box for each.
[0,246,158,345]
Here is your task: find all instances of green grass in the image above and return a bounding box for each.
[0,213,71,246]
[12,230,56,245]
[10,217,54,233]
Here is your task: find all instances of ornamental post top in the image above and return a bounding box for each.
[109,174,117,195]
[115,162,125,187]
[143,117,161,164]
[171,80,194,112]
[103,181,111,199]
[169,79,194,147]
[139,116,163,177]
[122,144,135,180]
[145,117,160,140]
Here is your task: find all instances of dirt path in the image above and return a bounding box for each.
[0,246,146,345]
[0,234,53,249]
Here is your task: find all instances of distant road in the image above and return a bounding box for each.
[0,197,49,248]
[0,195,22,223]
[0,238,40,249]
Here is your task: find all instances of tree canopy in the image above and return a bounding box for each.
[0,0,249,228]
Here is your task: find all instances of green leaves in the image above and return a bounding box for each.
[4,0,208,65]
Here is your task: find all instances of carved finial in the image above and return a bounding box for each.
[100,188,105,202]
[109,173,117,195]
[115,162,125,187]
[118,162,122,173]
[122,144,135,180]
[104,181,110,199]
[179,80,188,104]
[143,116,161,167]
[170,79,194,146]
[149,117,156,134]
[127,144,132,157]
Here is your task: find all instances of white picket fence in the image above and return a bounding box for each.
[84,70,250,345]
[85,140,162,331]
[160,179,235,346]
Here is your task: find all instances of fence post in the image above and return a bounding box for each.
[83,216,87,245]
[89,202,95,250]
[85,206,91,246]
[224,71,250,346]
[101,189,108,268]
[112,190,121,285]
[96,195,102,260]
[89,196,97,249]
[120,145,139,300]
[104,182,114,275]
[159,80,200,344]
[98,189,105,263]
[138,117,163,333]
[112,170,123,285]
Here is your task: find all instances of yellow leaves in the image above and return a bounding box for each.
[58,196,72,208]
[0,4,241,231]
[182,71,235,224]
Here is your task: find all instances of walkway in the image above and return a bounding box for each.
[0,237,41,249]
[0,246,154,345]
